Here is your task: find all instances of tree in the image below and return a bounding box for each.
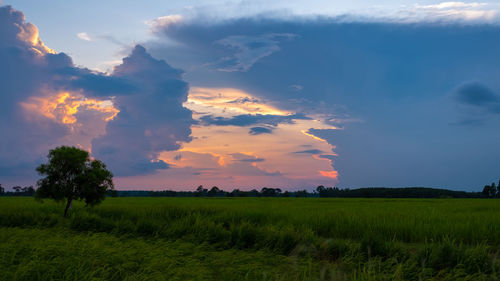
[36,146,114,217]
[491,182,497,198]
[0,184,4,195]
[208,186,220,197]
[21,186,35,196]
[498,180,500,198]
[295,189,308,197]
[482,185,491,198]
[260,187,282,197]
[195,185,207,197]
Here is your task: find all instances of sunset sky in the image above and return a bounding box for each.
[1,0,500,191]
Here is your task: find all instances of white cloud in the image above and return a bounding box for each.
[146,15,183,32]
[77,32,91,41]
[416,2,486,10]
[401,2,499,23]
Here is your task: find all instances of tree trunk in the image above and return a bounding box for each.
[64,197,73,217]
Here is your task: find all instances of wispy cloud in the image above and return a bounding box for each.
[215,33,297,72]
[77,32,91,41]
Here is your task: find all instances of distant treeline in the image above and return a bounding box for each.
[0,185,35,196]
[114,186,484,198]
[0,184,491,198]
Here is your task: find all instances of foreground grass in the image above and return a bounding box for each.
[0,197,499,280]
[0,228,312,281]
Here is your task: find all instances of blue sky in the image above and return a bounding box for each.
[1,1,500,191]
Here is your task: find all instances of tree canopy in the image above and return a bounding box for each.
[36,146,114,217]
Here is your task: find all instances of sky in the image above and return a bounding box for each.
[1,0,500,191]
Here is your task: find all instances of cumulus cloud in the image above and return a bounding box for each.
[147,14,184,32]
[0,5,77,178]
[0,5,194,182]
[91,45,194,176]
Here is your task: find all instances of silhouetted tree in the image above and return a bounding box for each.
[12,186,22,193]
[195,185,207,197]
[36,146,114,217]
[21,186,35,196]
[491,182,497,198]
[106,189,118,197]
[248,189,260,197]
[0,184,4,195]
[482,185,491,198]
[208,186,220,197]
[295,190,308,197]
[230,189,242,197]
[260,187,282,197]
[498,180,500,198]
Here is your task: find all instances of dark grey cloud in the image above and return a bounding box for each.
[294,149,323,154]
[454,82,500,114]
[227,96,260,104]
[146,17,500,189]
[199,113,309,127]
[231,153,265,163]
[249,126,273,135]
[68,71,137,96]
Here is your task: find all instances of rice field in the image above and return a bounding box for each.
[0,197,499,280]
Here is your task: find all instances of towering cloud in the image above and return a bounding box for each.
[0,5,194,183]
[0,5,73,178]
[91,46,194,176]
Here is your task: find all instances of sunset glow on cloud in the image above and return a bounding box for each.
[21,92,118,124]
[2,1,500,191]
[116,86,341,189]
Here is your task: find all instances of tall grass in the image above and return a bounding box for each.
[1,197,499,280]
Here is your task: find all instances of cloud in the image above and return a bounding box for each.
[294,149,323,154]
[215,33,297,72]
[0,6,194,182]
[145,16,500,189]
[77,32,91,41]
[227,96,260,104]
[453,81,500,113]
[91,45,194,176]
[199,113,309,127]
[147,15,184,32]
[406,2,498,23]
[231,153,265,162]
[0,5,78,178]
[249,126,273,135]
[290,84,303,91]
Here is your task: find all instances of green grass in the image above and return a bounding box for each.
[1,197,499,280]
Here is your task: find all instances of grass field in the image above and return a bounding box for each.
[0,197,499,280]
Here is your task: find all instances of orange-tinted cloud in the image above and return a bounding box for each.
[319,170,339,179]
[20,92,118,124]
[122,86,342,190]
